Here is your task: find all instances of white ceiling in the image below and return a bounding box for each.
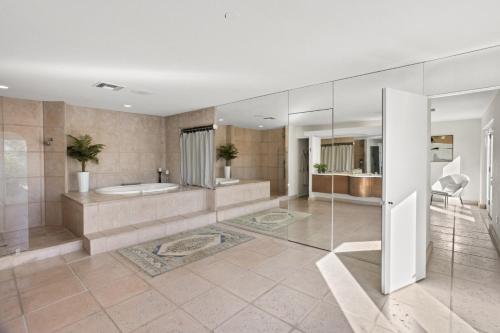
[1,0,500,115]
[430,90,498,122]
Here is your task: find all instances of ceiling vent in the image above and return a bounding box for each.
[254,115,277,120]
[263,116,276,120]
[93,82,124,91]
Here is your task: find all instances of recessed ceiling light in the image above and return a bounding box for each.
[258,125,264,128]
[0,85,8,90]
[219,118,224,122]
[123,104,132,108]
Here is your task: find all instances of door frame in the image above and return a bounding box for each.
[486,128,494,218]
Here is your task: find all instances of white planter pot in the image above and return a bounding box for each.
[224,166,231,179]
[77,172,90,193]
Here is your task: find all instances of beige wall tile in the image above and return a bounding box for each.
[3,97,43,127]
[44,152,66,177]
[45,201,62,225]
[43,127,66,152]
[45,176,65,202]
[43,101,65,128]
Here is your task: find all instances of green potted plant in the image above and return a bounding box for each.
[67,134,105,192]
[314,163,328,174]
[217,143,239,179]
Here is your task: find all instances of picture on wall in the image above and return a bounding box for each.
[431,135,453,162]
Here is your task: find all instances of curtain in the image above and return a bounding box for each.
[321,144,353,172]
[180,130,214,188]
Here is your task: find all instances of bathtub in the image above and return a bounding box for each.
[95,183,179,195]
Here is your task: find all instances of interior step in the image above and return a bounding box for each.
[216,198,280,222]
[83,210,216,255]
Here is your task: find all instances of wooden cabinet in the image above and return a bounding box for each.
[312,174,382,198]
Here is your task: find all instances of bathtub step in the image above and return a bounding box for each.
[83,210,216,255]
[216,198,280,222]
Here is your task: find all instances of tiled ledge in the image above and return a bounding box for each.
[83,210,216,255]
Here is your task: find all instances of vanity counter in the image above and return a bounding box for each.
[312,173,382,198]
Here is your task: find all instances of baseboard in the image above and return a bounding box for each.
[426,240,433,264]
[488,225,500,256]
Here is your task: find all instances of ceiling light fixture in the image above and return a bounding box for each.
[258,125,264,128]
[0,85,8,89]
[123,104,132,108]
[219,118,224,122]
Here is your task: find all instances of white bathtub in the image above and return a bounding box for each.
[95,183,179,195]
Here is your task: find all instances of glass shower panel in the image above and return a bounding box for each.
[1,126,31,257]
[287,82,334,250]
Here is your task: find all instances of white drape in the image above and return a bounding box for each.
[321,144,353,172]
[180,130,214,188]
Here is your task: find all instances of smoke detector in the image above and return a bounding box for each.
[93,82,124,91]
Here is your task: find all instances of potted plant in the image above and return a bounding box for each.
[313,163,328,174]
[217,143,239,179]
[67,134,105,192]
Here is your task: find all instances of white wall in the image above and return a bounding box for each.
[481,92,500,237]
[430,119,481,203]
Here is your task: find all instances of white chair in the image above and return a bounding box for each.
[431,174,470,208]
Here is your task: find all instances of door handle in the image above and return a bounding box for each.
[383,201,394,205]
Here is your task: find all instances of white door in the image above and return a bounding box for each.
[382,88,429,294]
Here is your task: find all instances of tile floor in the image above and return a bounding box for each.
[0,202,497,332]
[0,226,78,257]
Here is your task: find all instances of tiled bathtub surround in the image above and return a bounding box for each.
[62,187,211,236]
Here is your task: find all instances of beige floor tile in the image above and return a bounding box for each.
[91,274,150,307]
[16,265,75,293]
[454,252,500,272]
[192,260,248,286]
[252,258,298,282]
[14,256,66,278]
[222,270,276,302]
[271,248,319,268]
[106,290,176,333]
[69,253,118,275]
[152,271,213,305]
[298,301,353,333]
[75,262,132,290]
[454,243,499,259]
[0,296,22,323]
[254,285,317,325]
[20,276,85,313]
[451,277,500,333]
[26,291,100,333]
[0,269,14,283]
[133,309,208,333]
[53,311,119,333]
[62,251,90,264]
[453,262,500,289]
[0,280,18,300]
[224,249,268,269]
[282,268,329,298]
[182,287,247,330]
[0,316,28,333]
[215,305,291,333]
[237,238,288,257]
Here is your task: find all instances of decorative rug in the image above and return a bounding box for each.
[221,208,311,238]
[118,225,254,277]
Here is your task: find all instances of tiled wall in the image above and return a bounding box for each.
[65,105,166,191]
[164,107,215,183]
[221,126,286,195]
[0,97,45,234]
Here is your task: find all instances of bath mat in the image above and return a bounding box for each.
[221,208,311,238]
[118,225,254,277]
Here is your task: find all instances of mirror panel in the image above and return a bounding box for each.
[424,46,500,96]
[287,82,333,250]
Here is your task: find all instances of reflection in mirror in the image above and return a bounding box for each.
[214,92,288,196]
[287,83,333,250]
